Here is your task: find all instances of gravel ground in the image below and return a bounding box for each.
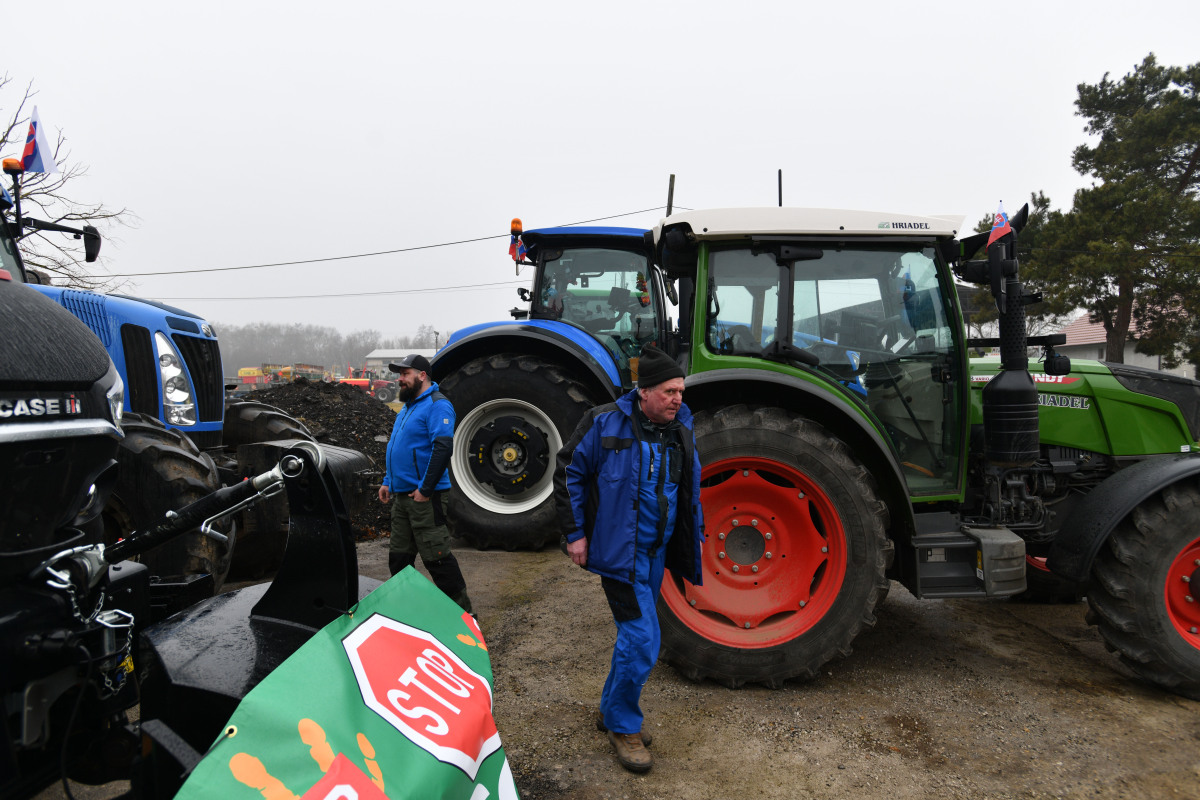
[354,540,1200,800]
[40,539,1200,800]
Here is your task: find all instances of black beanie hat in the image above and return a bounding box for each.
[637,345,685,387]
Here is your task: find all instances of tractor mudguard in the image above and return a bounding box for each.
[683,368,914,537]
[1047,452,1200,582]
[433,320,623,396]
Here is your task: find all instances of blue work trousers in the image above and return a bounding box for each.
[600,543,668,736]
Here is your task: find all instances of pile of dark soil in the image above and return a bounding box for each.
[243,378,396,536]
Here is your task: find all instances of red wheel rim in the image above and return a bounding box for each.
[661,456,846,648]
[1164,534,1200,649]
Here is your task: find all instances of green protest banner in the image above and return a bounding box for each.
[175,568,517,799]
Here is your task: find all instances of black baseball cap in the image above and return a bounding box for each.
[389,354,431,373]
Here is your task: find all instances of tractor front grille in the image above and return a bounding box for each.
[173,334,224,423]
[120,324,158,416]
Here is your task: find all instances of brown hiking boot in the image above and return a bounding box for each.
[608,730,653,773]
[595,711,652,746]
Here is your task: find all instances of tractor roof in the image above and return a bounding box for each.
[653,207,966,241]
[519,226,649,261]
[523,225,646,240]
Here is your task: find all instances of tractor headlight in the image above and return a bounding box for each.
[106,371,125,433]
[155,332,196,425]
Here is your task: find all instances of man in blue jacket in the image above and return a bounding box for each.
[378,353,473,613]
[554,345,704,773]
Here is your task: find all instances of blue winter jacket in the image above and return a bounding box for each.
[383,383,454,494]
[553,390,704,587]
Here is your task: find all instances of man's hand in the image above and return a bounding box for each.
[411,488,430,503]
[567,536,588,566]
[378,485,391,504]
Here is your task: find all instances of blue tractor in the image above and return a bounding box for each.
[1,159,372,589]
[433,221,674,549]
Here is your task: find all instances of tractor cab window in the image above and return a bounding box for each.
[1,229,23,282]
[533,247,659,376]
[705,243,963,495]
[705,249,781,354]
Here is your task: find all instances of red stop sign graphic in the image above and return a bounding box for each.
[343,614,500,779]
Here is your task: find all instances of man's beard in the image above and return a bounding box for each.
[397,381,421,403]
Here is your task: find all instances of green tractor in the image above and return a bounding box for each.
[436,205,1200,699]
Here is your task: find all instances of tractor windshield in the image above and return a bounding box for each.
[705,242,963,495]
[533,246,661,378]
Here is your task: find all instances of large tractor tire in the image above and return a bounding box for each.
[373,385,394,404]
[440,354,598,550]
[223,401,315,446]
[102,413,233,591]
[222,401,317,579]
[1086,481,1200,700]
[658,405,893,688]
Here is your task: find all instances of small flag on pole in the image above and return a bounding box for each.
[516,236,527,261]
[22,106,58,174]
[986,201,1012,248]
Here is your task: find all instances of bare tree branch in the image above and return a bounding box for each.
[1,75,134,289]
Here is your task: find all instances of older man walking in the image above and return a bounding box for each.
[553,344,704,773]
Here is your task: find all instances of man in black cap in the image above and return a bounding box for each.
[553,344,704,773]
[378,353,473,613]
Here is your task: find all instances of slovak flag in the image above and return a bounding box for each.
[22,106,58,174]
[508,234,518,260]
[516,236,528,261]
[986,201,1012,248]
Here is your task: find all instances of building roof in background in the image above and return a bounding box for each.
[365,348,438,361]
[1057,314,1139,346]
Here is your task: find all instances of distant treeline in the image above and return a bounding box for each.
[215,322,440,376]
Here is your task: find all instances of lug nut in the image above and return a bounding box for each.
[752,519,758,526]
[718,532,726,540]
[744,622,751,629]
[765,532,772,540]
[690,598,696,606]
[821,546,828,553]
[766,552,773,559]
[1186,596,1194,603]
[718,552,726,559]
[732,519,739,526]
[743,470,750,477]
[732,565,740,573]
[1184,575,1191,583]
[799,600,807,608]
[751,565,759,573]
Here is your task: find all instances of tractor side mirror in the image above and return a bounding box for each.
[83,225,101,263]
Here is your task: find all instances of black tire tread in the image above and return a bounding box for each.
[104,413,232,590]
[1086,480,1200,699]
[223,401,315,448]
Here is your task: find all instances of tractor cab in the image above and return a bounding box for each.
[657,208,970,496]
[512,221,670,384]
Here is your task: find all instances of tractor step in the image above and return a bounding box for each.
[903,512,1026,598]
